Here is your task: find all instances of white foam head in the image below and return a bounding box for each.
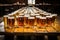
[46,16,52,18]
[40,17,46,19]
[28,17,35,19]
[8,17,14,19]
[51,14,57,16]
[24,14,30,17]
[4,15,8,17]
[44,13,51,15]
[36,16,41,18]
[8,14,13,16]
[19,16,24,17]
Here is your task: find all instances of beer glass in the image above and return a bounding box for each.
[8,16,15,27]
[46,16,52,27]
[16,16,24,27]
[39,17,47,28]
[36,16,41,27]
[28,17,35,28]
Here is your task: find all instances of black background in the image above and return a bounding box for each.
[0,0,60,17]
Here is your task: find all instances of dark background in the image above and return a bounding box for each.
[0,0,60,17]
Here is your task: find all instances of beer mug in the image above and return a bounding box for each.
[28,17,35,28]
[16,16,24,27]
[8,16,15,27]
[3,15,8,27]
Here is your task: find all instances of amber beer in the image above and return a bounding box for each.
[28,17,35,27]
[39,17,47,28]
[17,16,24,27]
[8,17,15,27]
[46,16,52,26]
[36,16,41,27]
[3,15,8,27]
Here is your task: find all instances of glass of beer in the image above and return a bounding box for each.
[46,15,53,27]
[39,17,47,28]
[28,17,35,28]
[8,16,15,28]
[3,15,8,28]
[16,16,24,27]
[36,16,41,27]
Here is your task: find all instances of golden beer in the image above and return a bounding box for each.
[46,16,52,26]
[17,16,24,27]
[39,17,46,28]
[36,16,41,27]
[28,17,35,27]
[8,17,15,27]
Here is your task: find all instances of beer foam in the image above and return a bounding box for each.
[40,17,46,19]
[24,14,30,17]
[11,13,16,15]
[51,14,57,16]
[8,14,13,16]
[36,16,40,18]
[4,15,8,17]
[19,16,24,17]
[44,13,51,15]
[43,12,47,13]
[28,17,35,19]
[46,16,52,18]
[8,17,14,19]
